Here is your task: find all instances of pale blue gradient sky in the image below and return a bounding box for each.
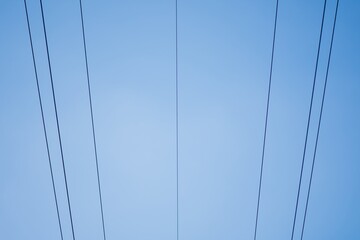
[1,0,359,240]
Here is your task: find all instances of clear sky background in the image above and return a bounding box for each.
[1,0,359,240]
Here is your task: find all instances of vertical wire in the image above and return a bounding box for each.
[300,1,339,239]
[23,0,64,239]
[78,1,107,239]
[39,0,76,239]
[253,0,279,239]
[175,0,179,239]
[290,1,327,239]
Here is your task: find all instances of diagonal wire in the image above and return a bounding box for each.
[78,0,107,239]
[290,1,327,239]
[39,0,76,239]
[300,1,340,239]
[175,0,179,239]
[23,0,64,239]
[253,0,279,239]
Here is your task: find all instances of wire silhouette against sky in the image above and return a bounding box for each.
[300,1,340,239]
[290,1,327,240]
[8,0,352,240]
[175,0,179,240]
[253,0,279,239]
[23,0,64,239]
[78,0,107,239]
[39,0,76,239]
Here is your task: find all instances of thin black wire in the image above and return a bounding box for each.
[175,0,179,239]
[78,1,107,239]
[290,1,327,239]
[23,1,64,239]
[253,1,279,239]
[300,1,339,239]
[39,0,76,239]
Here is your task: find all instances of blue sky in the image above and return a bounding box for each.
[1,0,359,239]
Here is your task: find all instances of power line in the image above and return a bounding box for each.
[175,0,179,239]
[300,1,339,239]
[78,0,107,239]
[39,0,76,239]
[23,1,64,239]
[290,1,327,240]
[253,0,279,239]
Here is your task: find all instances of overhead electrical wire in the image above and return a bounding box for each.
[290,1,327,240]
[23,0,64,239]
[39,0,76,239]
[23,0,338,239]
[253,0,279,240]
[175,0,179,239]
[300,1,340,239]
[78,0,107,239]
